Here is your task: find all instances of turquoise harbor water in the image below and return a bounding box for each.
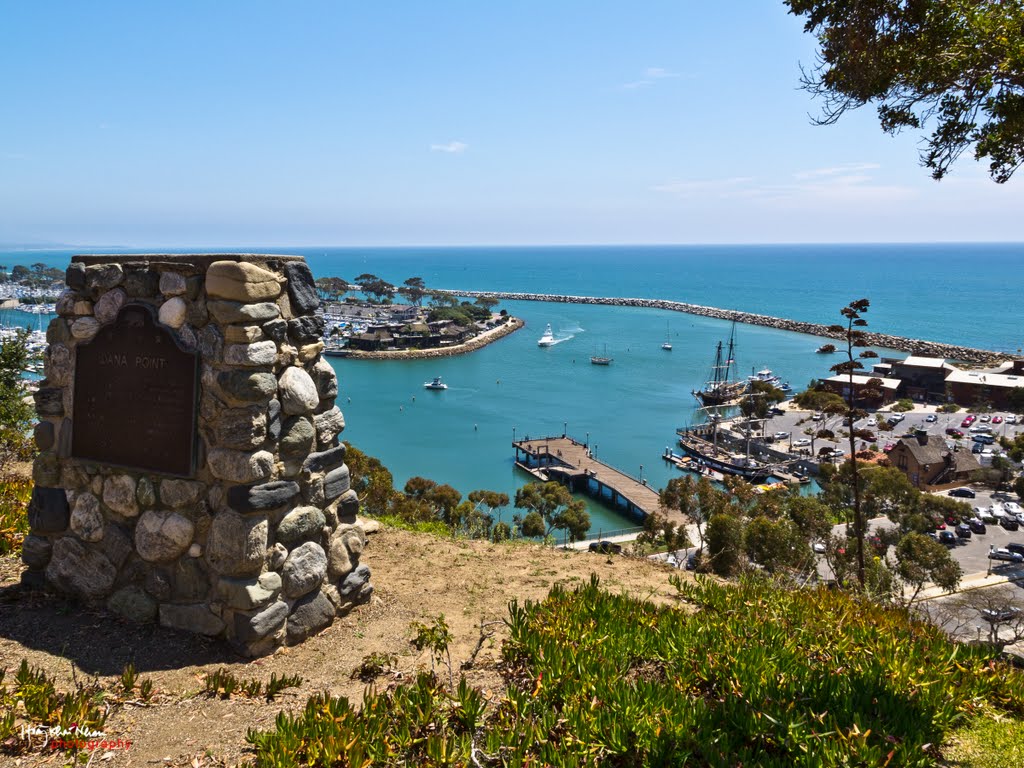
[4,243,1023,534]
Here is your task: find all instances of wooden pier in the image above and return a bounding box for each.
[513,436,673,525]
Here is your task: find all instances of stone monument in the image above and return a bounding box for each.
[23,254,371,655]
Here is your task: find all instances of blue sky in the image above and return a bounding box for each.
[2,1,1021,247]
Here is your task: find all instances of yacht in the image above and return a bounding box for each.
[423,376,448,390]
[537,324,557,347]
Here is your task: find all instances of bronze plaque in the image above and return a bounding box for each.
[72,304,198,476]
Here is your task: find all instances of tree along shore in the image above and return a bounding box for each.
[342,317,524,360]
[443,290,1009,366]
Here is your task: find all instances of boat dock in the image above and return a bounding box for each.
[513,436,671,525]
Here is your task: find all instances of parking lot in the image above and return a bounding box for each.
[735,402,1024,463]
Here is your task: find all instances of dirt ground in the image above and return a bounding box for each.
[0,527,684,767]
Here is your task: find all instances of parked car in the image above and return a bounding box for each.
[1007,543,1024,558]
[962,415,976,426]
[968,518,987,534]
[945,428,964,438]
[774,431,790,440]
[972,442,984,454]
[954,523,972,539]
[982,607,1021,623]
[812,413,823,421]
[589,541,622,555]
[948,487,976,498]
[792,438,811,447]
[938,530,957,546]
[1006,415,1018,425]
[1003,501,1022,516]
[988,548,1024,563]
[992,415,1003,424]
[925,414,938,422]
[889,413,905,423]
[980,415,991,423]
[1000,517,1020,531]
[685,552,700,570]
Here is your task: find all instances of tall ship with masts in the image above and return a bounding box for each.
[675,405,777,482]
[692,322,745,406]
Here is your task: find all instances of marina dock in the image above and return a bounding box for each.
[513,436,674,525]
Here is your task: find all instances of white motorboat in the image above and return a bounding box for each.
[423,376,448,390]
[537,323,556,347]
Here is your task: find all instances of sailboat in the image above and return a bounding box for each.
[590,344,612,365]
[692,322,744,406]
[675,387,777,482]
[661,322,672,351]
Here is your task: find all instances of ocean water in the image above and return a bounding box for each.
[4,243,1022,534]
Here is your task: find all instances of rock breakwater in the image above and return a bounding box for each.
[445,291,1009,367]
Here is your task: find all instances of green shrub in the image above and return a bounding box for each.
[247,577,1024,767]
[892,398,915,412]
[1,660,108,758]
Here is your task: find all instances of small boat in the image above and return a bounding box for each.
[746,367,791,392]
[591,344,612,365]
[537,324,557,347]
[423,376,448,390]
[661,322,672,351]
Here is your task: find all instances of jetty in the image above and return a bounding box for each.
[513,435,673,525]
[442,290,1008,366]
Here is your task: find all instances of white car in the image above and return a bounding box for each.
[889,413,905,423]
[1007,415,1018,425]
[925,414,938,422]
[1003,501,1022,516]
[792,438,812,447]
[774,431,790,440]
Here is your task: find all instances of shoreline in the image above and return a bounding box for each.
[340,316,524,360]
[442,290,1010,366]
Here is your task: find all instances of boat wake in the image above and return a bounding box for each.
[545,334,574,346]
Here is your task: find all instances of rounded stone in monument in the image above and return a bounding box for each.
[159,271,188,297]
[159,478,203,508]
[70,316,101,341]
[135,509,195,562]
[107,585,158,623]
[158,296,188,329]
[277,506,326,545]
[85,263,124,291]
[45,537,116,600]
[281,541,327,598]
[207,448,274,484]
[224,340,278,367]
[278,366,319,415]
[280,416,315,457]
[206,261,282,302]
[103,475,139,517]
[205,510,269,577]
[314,407,345,446]
[286,590,335,645]
[71,492,105,543]
[94,288,127,325]
[44,343,72,387]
